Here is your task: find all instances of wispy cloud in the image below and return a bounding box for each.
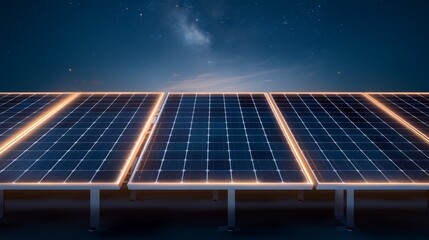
[161,60,327,92]
[164,70,277,91]
[174,12,210,48]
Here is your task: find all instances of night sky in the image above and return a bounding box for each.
[1,0,428,92]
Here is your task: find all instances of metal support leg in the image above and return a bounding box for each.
[298,190,304,202]
[130,190,137,201]
[212,190,219,202]
[346,190,354,229]
[0,190,4,220]
[89,190,100,231]
[334,190,344,220]
[225,189,236,231]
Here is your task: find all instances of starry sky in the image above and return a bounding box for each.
[1,0,428,92]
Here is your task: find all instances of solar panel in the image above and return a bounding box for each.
[271,93,429,189]
[0,93,65,143]
[0,93,162,189]
[370,93,429,137]
[129,93,312,189]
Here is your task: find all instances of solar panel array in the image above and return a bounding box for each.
[0,92,428,190]
[0,93,160,185]
[130,93,309,185]
[0,94,64,143]
[271,93,429,184]
[371,94,429,137]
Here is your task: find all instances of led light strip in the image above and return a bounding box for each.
[364,93,429,144]
[115,93,165,187]
[0,93,80,155]
[265,93,315,185]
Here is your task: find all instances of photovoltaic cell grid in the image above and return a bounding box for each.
[130,93,308,184]
[0,93,160,185]
[371,94,429,137]
[272,93,429,184]
[0,94,64,143]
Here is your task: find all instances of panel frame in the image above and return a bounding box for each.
[270,92,429,190]
[128,92,313,190]
[0,92,164,190]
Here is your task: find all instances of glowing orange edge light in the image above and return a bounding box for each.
[113,92,165,188]
[0,92,164,190]
[364,93,429,144]
[127,92,314,189]
[265,93,314,185]
[0,93,79,156]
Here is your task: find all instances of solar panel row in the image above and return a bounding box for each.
[0,93,428,190]
[1,92,427,230]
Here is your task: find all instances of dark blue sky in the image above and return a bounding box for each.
[1,0,428,91]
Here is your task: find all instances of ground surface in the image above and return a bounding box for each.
[0,188,429,239]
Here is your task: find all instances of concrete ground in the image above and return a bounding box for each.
[0,188,429,239]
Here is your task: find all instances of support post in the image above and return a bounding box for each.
[346,190,354,229]
[212,190,219,202]
[334,190,344,220]
[89,190,100,231]
[298,190,304,202]
[227,189,235,230]
[0,190,4,220]
[130,190,137,201]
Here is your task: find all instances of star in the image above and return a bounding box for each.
[69,68,72,72]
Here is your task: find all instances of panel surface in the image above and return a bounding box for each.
[130,93,311,188]
[0,93,161,188]
[272,93,429,188]
[0,94,65,143]
[371,93,429,137]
